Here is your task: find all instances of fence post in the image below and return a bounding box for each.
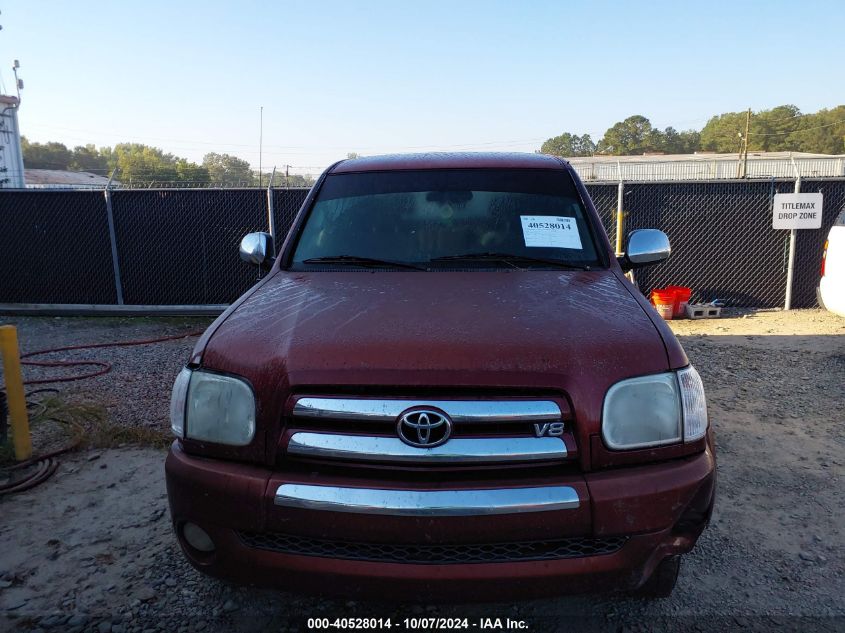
[267,166,277,256]
[615,161,625,255]
[784,158,801,310]
[103,169,125,305]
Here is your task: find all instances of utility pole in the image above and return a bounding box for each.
[258,106,264,188]
[741,108,751,177]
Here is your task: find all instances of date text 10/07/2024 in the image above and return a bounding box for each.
[306,617,530,630]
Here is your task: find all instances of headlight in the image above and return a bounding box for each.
[602,366,707,450]
[169,368,256,446]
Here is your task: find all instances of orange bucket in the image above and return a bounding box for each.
[651,289,676,320]
[666,286,692,318]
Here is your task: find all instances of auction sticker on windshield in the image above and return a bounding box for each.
[520,215,582,249]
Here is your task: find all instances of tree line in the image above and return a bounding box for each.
[20,138,315,187]
[539,105,845,157]
[21,104,843,182]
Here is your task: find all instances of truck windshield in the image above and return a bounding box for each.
[290,169,603,269]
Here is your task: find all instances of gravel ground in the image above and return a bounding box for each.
[1,310,843,632]
[0,316,213,435]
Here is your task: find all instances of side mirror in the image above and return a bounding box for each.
[239,232,274,269]
[618,229,671,271]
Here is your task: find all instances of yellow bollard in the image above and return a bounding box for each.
[615,207,625,257]
[0,325,32,461]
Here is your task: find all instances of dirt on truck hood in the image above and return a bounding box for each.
[200,271,679,420]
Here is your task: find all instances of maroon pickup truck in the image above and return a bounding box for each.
[166,152,715,601]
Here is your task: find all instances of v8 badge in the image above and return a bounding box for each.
[533,422,565,437]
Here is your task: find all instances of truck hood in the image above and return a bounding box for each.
[201,271,678,428]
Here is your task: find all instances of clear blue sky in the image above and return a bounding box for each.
[2,0,843,176]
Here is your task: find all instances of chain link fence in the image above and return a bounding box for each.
[1,179,843,309]
[582,184,617,234]
[582,179,844,307]
[0,188,310,306]
[626,180,796,307]
[0,190,116,303]
[112,189,267,305]
[271,188,310,249]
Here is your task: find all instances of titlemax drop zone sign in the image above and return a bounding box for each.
[773,193,823,229]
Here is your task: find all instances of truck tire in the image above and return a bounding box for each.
[633,555,681,599]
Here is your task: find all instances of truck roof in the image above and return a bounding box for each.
[331,152,569,174]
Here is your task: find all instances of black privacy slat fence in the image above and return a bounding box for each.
[112,189,267,305]
[584,179,843,308]
[0,180,842,309]
[0,190,117,304]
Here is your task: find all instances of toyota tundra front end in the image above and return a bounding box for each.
[165,152,715,601]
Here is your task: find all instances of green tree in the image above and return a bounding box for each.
[69,144,109,173]
[700,105,809,153]
[749,105,802,151]
[597,115,665,155]
[539,133,596,157]
[21,137,72,169]
[175,159,210,184]
[266,170,315,188]
[287,174,315,187]
[699,112,746,152]
[787,106,845,154]
[661,127,701,154]
[103,143,207,185]
[202,152,255,186]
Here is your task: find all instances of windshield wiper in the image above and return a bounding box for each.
[302,255,426,271]
[430,252,591,270]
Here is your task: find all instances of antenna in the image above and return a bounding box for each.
[12,60,23,102]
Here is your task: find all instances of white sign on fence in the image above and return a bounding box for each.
[772,193,823,229]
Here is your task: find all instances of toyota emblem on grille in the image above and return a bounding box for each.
[396,409,452,448]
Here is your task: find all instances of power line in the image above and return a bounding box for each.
[752,113,801,124]
[748,118,845,136]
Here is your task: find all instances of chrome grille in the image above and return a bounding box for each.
[287,433,566,464]
[285,397,571,465]
[293,398,562,424]
[237,531,627,564]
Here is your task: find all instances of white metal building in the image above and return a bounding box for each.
[24,169,116,189]
[567,152,845,182]
[0,94,25,189]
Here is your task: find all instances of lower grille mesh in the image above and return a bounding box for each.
[237,531,627,564]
